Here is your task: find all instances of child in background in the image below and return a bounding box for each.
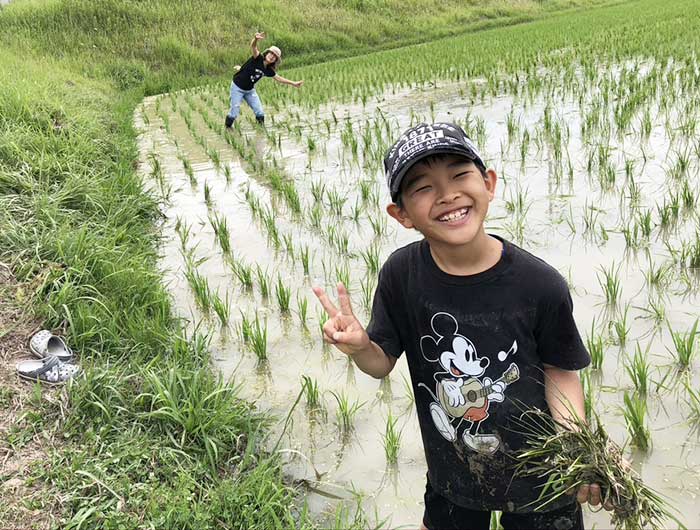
[225,31,303,128]
[314,122,609,529]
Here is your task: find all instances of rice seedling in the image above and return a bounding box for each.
[686,382,700,428]
[369,214,387,238]
[275,275,292,313]
[232,260,254,290]
[203,181,213,208]
[211,289,231,327]
[580,368,594,422]
[623,392,651,452]
[299,244,312,276]
[327,189,347,217]
[625,342,651,396]
[609,303,631,346]
[301,375,323,413]
[514,408,679,528]
[382,410,402,464]
[667,319,698,370]
[184,265,212,314]
[360,243,380,276]
[330,390,365,432]
[282,233,296,260]
[310,180,326,203]
[317,308,329,339]
[249,313,268,361]
[297,295,309,328]
[335,263,351,291]
[209,212,232,256]
[586,319,605,370]
[255,265,270,298]
[597,262,622,307]
[175,218,192,251]
[637,296,666,327]
[359,274,377,313]
[310,203,323,229]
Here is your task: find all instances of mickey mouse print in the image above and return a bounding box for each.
[418,312,520,455]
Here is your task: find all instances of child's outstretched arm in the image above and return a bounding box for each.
[544,365,613,511]
[273,75,303,88]
[313,282,397,379]
[250,31,265,58]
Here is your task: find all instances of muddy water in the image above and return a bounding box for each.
[136,69,700,528]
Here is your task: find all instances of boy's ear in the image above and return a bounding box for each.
[386,202,415,229]
[484,168,498,201]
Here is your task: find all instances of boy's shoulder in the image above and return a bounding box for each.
[380,240,423,274]
[506,240,571,301]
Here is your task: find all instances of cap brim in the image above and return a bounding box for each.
[390,146,483,201]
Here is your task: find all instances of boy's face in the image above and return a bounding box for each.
[387,154,497,248]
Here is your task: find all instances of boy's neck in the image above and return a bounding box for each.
[427,230,503,276]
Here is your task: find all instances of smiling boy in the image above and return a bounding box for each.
[314,123,607,529]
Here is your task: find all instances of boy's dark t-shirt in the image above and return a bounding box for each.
[233,55,276,90]
[366,236,590,513]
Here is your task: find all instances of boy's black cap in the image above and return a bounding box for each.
[384,122,485,202]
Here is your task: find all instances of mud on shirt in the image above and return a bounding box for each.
[233,54,276,90]
[367,236,590,513]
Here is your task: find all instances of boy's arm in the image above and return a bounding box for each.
[543,364,585,428]
[250,31,265,58]
[313,283,397,379]
[273,75,303,88]
[543,364,613,510]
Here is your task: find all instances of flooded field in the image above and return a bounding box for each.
[136,54,700,528]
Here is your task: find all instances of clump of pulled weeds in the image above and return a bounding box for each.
[513,409,685,530]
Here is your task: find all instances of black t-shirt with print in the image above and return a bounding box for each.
[366,236,590,513]
[233,55,276,90]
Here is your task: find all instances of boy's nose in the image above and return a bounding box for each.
[437,189,461,204]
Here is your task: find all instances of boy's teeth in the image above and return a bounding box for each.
[440,208,469,221]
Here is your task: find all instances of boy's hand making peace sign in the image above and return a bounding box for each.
[313,283,370,356]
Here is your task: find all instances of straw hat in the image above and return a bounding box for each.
[264,46,282,64]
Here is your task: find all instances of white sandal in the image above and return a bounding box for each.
[29,330,73,362]
[16,355,80,386]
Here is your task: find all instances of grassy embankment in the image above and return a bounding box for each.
[0,0,634,527]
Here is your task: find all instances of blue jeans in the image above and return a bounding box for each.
[227,82,264,120]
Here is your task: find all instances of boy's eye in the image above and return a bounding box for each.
[413,185,431,194]
[453,171,469,179]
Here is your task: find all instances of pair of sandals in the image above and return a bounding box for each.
[16,330,80,385]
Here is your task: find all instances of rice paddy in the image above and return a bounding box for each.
[135,0,700,526]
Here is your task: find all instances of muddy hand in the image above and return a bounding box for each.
[575,483,614,511]
[255,31,266,40]
[312,282,370,356]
